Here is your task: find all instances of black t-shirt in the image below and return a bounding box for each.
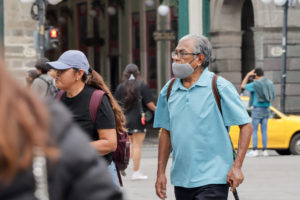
[114,81,154,133]
[60,85,116,163]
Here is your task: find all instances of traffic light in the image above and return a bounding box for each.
[44,26,59,50]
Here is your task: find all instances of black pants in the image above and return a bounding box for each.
[174,184,229,200]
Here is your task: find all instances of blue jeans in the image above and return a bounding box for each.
[251,107,269,150]
[107,161,120,187]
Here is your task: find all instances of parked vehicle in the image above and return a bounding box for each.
[229,96,300,155]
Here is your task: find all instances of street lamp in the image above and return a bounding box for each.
[20,0,62,57]
[261,0,299,113]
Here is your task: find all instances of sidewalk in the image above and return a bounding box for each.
[121,145,300,200]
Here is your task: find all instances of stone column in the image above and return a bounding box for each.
[4,0,39,83]
[210,30,243,90]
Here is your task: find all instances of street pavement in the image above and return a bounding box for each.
[121,142,300,200]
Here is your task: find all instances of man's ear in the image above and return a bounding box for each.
[198,54,205,64]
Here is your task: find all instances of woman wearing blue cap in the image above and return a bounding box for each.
[47,50,125,187]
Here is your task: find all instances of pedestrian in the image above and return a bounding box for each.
[31,57,57,97]
[25,69,38,87]
[153,34,253,200]
[0,60,123,200]
[115,63,156,180]
[241,68,275,157]
[47,50,126,187]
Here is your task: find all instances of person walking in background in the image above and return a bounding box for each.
[115,64,156,180]
[47,50,126,187]
[25,69,38,87]
[154,34,252,200]
[0,61,123,200]
[31,57,57,97]
[241,68,275,157]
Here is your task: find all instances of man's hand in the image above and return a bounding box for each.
[227,166,244,191]
[247,69,256,77]
[241,69,256,89]
[155,173,167,199]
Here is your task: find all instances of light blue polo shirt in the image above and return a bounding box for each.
[154,68,250,188]
[245,82,270,107]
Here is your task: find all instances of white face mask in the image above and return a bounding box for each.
[172,62,196,79]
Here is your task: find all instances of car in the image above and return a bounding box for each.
[229,96,300,155]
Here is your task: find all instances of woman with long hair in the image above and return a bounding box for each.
[115,64,156,180]
[0,61,123,199]
[47,50,126,186]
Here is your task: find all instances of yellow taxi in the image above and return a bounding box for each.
[229,96,300,155]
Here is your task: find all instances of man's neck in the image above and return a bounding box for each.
[255,76,264,81]
[182,67,204,89]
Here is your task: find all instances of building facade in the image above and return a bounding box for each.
[210,0,300,113]
[1,0,300,113]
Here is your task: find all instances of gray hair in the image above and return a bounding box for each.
[179,34,212,68]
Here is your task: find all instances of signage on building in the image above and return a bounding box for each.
[153,30,176,41]
[270,46,283,57]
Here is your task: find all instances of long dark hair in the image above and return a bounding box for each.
[0,61,58,182]
[122,64,141,110]
[86,69,126,134]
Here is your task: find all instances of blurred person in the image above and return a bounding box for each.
[154,34,252,200]
[47,50,126,186]
[241,68,275,157]
[25,69,38,87]
[115,64,156,180]
[48,68,57,79]
[31,57,58,97]
[0,61,123,200]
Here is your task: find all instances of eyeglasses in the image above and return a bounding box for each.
[171,51,200,59]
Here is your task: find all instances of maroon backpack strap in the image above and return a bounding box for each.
[166,78,176,101]
[89,90,105,122]
[56,90,65,100]
[212,74,222,115]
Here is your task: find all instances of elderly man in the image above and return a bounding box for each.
[153,34,252,200]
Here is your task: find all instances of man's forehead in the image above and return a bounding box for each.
[175,38,195,51]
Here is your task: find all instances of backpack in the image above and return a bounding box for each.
[56,90,130,186]
[39,76,59,97]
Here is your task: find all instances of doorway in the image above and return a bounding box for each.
[241,0,255,79]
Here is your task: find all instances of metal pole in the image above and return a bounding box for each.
[280,2,288,113]
[0,0,4,58]
[38,0,46,57]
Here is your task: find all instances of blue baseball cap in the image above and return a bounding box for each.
[47,50,90,74]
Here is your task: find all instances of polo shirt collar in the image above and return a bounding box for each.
[173,67,210,91]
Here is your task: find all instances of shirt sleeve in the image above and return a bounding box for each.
[95,94,116,129]
[153,81,172,131]
[219,81,251,126]
[141,82,154,105]
[245,82,255,92]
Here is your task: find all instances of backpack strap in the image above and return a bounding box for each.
[212,74,237,160]
[38,76,50,85]
[166,78,176,101]
[212,74,222,115]
[89,90,105,122]
[56,90,65,100]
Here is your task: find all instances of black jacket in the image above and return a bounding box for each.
[0,100,123,200]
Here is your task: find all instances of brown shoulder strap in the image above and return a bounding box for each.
[212,74,222,115]
[89,90,105,122]
[166,78,176,101]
